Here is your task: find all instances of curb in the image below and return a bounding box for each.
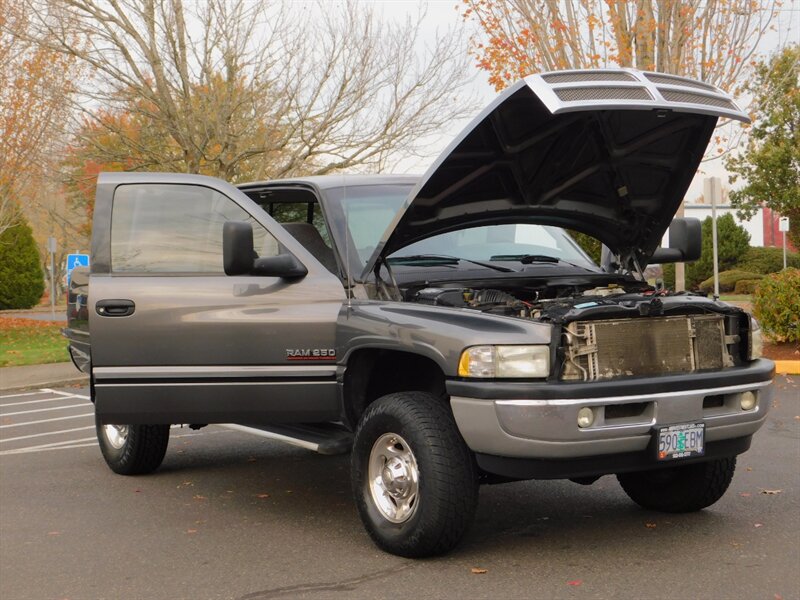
[774,360,800,376]
[0,375,88,393]
[0,362,89,393]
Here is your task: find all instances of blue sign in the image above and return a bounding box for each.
[66,253,90,286]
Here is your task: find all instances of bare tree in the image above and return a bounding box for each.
[26,0,476,191]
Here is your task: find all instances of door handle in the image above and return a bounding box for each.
[96,299,135,317]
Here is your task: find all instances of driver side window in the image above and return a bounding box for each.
[111,184,279,274]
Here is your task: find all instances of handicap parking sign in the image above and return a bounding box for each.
[66,253,90,286]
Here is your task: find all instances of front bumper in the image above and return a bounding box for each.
[448,360,775,461]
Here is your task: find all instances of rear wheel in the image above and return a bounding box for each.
[96,416,170,475]
[351,392,478,557]
[617,457,736,513]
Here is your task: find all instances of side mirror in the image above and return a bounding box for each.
[223,221,308,279]
[650,218,702,264]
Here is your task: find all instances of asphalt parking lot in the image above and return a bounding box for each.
[1,378,798,600]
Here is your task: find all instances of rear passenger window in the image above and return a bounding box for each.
[111,184,278,273]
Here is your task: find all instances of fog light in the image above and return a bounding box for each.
[577,407,594,428]
[740,391,757,411]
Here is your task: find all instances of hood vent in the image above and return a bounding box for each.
[555,86,652,102]
[543,71,637,83]
[659,89,738,111]
[644,72,718,92]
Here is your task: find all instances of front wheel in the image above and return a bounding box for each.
[96,416,170,475]
[617,457,736,513]
[351,392,478,557]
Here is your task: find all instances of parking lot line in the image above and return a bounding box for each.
[0,404,88,417]
[0,391,49,399]
[0,425,96,444]
[0,439,98,456]
[0,413,95,429]
[42,389,90,400]
[0,395,85,408]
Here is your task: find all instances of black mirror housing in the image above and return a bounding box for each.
[252,254,308,279]
[650,218,702,264]
[223,221,307,279]
[223,221,255,275]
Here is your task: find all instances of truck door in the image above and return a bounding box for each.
[89,173,345,425]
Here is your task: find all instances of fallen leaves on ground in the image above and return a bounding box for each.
[761,489,782,495]
[740,492,751,497]
[256,493,270,499]
[645,522,657,528]
[470,567,488,574]
[567,580,582,586]
[186,529,197,534]
[754,523,764,528]
[0,317,63,330]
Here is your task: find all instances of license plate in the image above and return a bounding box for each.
[656,422,705,461]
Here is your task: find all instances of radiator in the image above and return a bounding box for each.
[561,314,730,381]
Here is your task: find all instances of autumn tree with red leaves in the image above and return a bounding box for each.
[0,0,78,237]
[463,0,777,95]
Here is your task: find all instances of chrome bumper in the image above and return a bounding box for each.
[450,380,773,459]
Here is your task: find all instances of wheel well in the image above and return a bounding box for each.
[342,349,447,427]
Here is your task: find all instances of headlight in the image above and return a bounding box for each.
[748,316,763,360]
[458,345,550,378]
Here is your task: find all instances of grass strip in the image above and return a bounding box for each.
[0,317,69,367]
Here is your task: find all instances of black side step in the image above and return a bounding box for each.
[225,422,353,455]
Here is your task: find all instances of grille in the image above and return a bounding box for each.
[659,89,736,110]
[555,86,652,102]
[561,315,729,381]
[644,73,717,92]
[543,71,637,84]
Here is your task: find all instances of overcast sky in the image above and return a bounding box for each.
[336,0,799,203]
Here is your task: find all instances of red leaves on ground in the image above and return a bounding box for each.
[0,317,62,330]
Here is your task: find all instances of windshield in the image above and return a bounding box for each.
[330,184,597,273]
[392,224,594,267]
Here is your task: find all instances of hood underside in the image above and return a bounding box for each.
[364,69,749,277]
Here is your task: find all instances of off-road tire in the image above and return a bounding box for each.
[351,392,478,557]
[96,415,170,475]
[617,457,736,513]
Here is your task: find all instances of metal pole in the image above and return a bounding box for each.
[675,200,685,291]
[48,237,56,319]
[779,217,790,270]
[705,178,721,299]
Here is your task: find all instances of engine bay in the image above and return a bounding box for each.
[406,281,699,323]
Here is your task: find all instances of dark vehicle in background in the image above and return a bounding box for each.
[65,69,774,557]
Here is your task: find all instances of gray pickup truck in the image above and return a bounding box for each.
[65,69,774,557]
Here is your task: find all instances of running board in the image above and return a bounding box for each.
[223,422,353,455]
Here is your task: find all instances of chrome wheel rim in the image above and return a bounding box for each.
[104,424,129,449]
[367,433,419,523]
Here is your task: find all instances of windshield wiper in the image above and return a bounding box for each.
[490,253,594,270]
[387,254,515,273]
[490,254,559,264]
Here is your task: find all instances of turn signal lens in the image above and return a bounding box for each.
[458,345,550,378]
[748,317,763,360]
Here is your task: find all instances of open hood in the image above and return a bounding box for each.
[363,69,749,278]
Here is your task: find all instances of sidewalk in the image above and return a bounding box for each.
[0,362,88,391]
